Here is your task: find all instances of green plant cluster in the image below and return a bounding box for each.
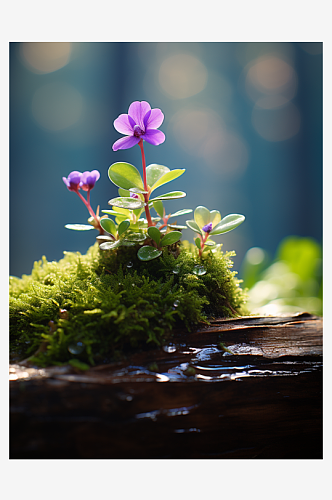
[241,236,322,316]
[9,242,247,367]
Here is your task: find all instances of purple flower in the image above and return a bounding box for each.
[202,222,213,233]
[80,170,100,191]
[130,192,140,199]
[112,101,165,151]
[62,171,82,191]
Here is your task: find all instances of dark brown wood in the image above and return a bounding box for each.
[10,313,322,459]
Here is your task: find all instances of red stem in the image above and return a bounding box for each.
[75,189,104,234]
[198,232,209,258]
[138,139,153,227]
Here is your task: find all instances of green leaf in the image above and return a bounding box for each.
[146,164,170,189]
[209,210,222,227]
[118,188,130,197]
[120,241,136,246]
[113,204,144,220]
[108,162,144,191]
[123,231,146,242]
[186,220,203,236]
[128,220,145,230]
[167,224,187,230]
[101,209,120,216]
[148,167,186,193]
[137,246,162,261]
[96,235,114,242]
[115,215,128,225]
[170,208,193,218]
[130,187,147,194]
[209,214,245,235]
[65,224,96,231]
[153,200,164,218]
[195,237,201,249]
[99,240,121,251]
[108,197,144,210]
[103,206,131,216]
[150,191,186,202]
[204,239,216,246]
[118,219,130,236]
[119,186,146,196]
[100,218,117,236]
[194,206,210,228]
[147,226,161,246]
[160,231,182,247]
[194,206,221,229]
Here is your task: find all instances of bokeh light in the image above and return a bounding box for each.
[245,55,298,109]
[251,101,301,142]
[158,53,208,99]
[245,247,265,266]
[170,107,248,178]
[171,107,221,151]
[201,130,249,178]
[31,82,84,131]
[20,42,72,74]
[236,42,296,68]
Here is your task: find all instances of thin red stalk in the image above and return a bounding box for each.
[199,232,209,258]
[138,139,153,227]
[75,189,104,234]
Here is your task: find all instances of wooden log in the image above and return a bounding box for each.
[10,313,322,459]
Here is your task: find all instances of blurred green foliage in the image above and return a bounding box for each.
[241,236,322,316]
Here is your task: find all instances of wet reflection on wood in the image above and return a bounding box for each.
[10,313,322,459]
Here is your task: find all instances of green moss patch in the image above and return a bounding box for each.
[9,241,248,367]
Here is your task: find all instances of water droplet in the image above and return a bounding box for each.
[193,265,207,276]
[173,300,180,308]
[68,341,85,355]
[163,344,177,353]
[172,265,181,274]
[127,261,133,268]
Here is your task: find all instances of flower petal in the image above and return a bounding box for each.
[143,110,152,129]
[68,171,82,183]
[128,115,136,128]
[63,171,82,191]
[90,170,100,182]
[145,108,164,130]
[112,135,140,151]
[80,170,100,190]
[143,129,166,146]
[202,222,213,233]
[128,101,151,129]
[114,114,134,135]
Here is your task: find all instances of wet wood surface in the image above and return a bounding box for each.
[10,312,322,459]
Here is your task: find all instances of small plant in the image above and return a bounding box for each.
[62,100,245,261]
[10,100,248,367]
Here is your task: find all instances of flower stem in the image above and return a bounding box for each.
[199,232,209,258]
[75,189,104,234]
[138,139,153,227]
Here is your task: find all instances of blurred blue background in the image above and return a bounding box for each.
[10,42,322,285]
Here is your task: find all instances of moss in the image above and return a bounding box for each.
[9,241,248,367]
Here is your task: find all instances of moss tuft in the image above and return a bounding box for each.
[9,242,248,367]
